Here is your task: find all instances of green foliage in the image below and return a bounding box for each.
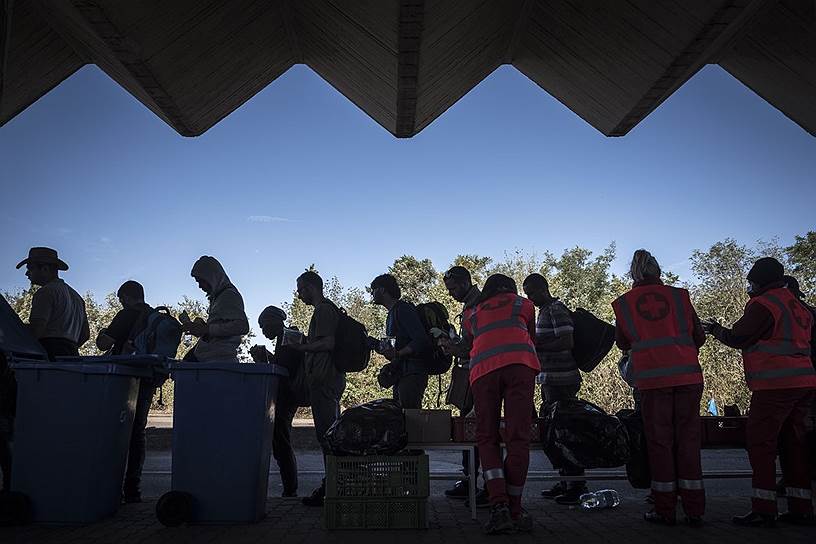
[786,231,816,305]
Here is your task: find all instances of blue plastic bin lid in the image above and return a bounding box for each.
[167,362,279,375]
[9,359,153,378]
[0,296,48,360]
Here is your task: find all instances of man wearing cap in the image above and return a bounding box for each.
[250,306,307,497]
[16,247,89,360]
[705,257,816,527]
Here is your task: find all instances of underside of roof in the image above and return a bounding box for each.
[1,0,814,138]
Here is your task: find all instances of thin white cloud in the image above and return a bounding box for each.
[247,215,296,223]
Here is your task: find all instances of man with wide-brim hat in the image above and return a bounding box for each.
[16,247,89,360]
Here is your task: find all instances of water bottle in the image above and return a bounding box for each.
[579,489,620,510]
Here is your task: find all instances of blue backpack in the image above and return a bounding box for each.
[132,306,183,358]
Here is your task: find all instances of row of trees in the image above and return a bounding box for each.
[4,231,814,414]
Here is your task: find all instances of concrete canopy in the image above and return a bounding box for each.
[1,0,814,138]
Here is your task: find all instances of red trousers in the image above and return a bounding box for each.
[471,364,536,517]
[640,384,705,519]
[747,388,815,515]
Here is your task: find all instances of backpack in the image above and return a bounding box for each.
[570,307,615,373]
[415,302,454,375]
[328,302,370,373]
[132,306,183,358]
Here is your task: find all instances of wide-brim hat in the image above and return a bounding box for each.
[16,247,69,271]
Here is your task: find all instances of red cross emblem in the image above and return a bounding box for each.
[788,300,811,329]
[635,293,670,321]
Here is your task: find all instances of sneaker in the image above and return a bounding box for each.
[282,490,298,498]
[513,509,535,533]
[685,516,704,528]
[302,483,325,507]
[554,485,589,506]
[644,511,676,526]
[732,511,776,528]
[445,479,470,499]
[777,511,815,526]
[541,482,566,499]
[483,502,515,535]
[464,488,491,509]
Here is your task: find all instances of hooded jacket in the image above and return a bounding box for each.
[191,256,249,363]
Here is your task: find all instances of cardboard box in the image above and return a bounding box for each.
[452,417,545,443]
[404,409,452,443]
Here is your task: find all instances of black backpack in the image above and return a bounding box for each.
[415,302,454,376]
[328,302,370,373]
[570,307,615,372]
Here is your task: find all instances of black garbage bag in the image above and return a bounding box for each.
[325,398,407,456]
[542,399,630,469]
[617,409,651,489]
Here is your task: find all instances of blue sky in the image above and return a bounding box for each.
[1,63,814,331]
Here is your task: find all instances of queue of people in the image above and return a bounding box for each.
[1,246,814,535]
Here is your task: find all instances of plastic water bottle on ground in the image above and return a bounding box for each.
[579,489,620,510]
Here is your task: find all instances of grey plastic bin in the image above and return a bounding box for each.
[156,362,279,525]
[9,359,152,524]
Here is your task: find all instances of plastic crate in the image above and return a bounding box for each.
[324,498,428,530]
[326,454,429,498]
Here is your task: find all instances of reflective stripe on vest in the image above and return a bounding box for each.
[634,364,702,381]
[745,367,816,381]
[469,343,538,368]
[470,296,525,337]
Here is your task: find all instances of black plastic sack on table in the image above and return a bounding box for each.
[542,399,630,469]
[325,398,407,456]
[617,409,651,489]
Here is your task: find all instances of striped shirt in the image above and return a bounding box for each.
[535,299,581,386]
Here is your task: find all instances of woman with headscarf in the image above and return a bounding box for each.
[612,249,706,527]
[183,256,250,363]
[460,274,539,534]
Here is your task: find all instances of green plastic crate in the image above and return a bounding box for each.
[324,498,428,530]
[325,454,429,498]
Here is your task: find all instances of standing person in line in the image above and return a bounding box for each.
[457,274,540,534]
[370,274,431,409]
[440,266,489,508]
[16,247,89,359]
[250,306,306,498]
[95,280,158,503]
[522,273,588,505]
[704,258,816,527]
[612,249,706,527]
[286,271,345,507]
[183,256,249,363]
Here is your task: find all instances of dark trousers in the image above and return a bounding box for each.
[640,384,705,519]
[39,337,79,360]
[459,394,481,479]
[273,389,299,496]
[747,388,815,515]
[473,364,537,516]
[123,380,157,496]
[541,383,585,488]
[393,373,429,409]
[310,373,345,457]
[0,415,12,492]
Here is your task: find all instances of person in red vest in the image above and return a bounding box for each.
[452,274,540,534]
[704,257,816,527]
[612,249,706,527]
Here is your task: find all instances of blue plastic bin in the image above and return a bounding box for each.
[9,359,153,524]
[157,362,279,525]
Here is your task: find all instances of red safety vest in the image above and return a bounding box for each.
[464,293,539,384]
[612,285,702,390]
[741,288,816,391]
